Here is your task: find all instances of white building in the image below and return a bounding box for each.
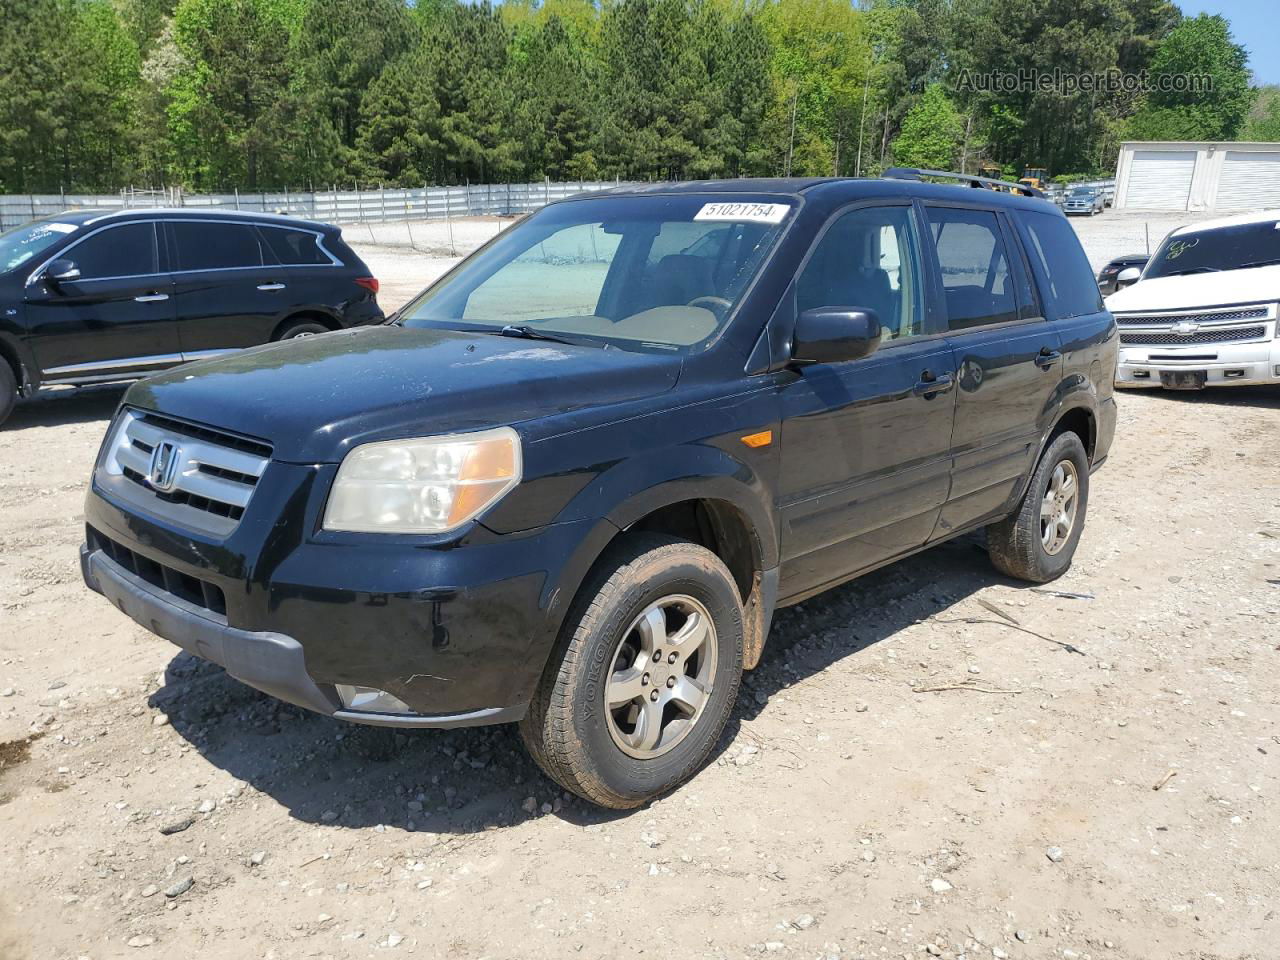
[1113,140,1280,211]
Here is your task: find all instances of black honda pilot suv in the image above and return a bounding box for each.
[80,176,1117,809]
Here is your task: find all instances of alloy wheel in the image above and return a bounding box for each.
[605,594,717,759]
[1040,459,1080,555]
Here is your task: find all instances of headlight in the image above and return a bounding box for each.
[322,427,521,534]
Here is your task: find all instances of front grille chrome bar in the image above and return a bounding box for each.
[97,409,271,537]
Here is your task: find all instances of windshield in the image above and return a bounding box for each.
[399,195,794,353]
[1068,188,1095,197]
[0,220,76,273]
[1145,220,1280,278]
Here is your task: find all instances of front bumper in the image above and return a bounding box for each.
[80,542,526,728]
[1117,340,1280,388]
[81,462,608,728]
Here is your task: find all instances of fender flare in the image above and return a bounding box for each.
[554,441,778,570]
[535,442,780,673]
[1014,395,1099,507]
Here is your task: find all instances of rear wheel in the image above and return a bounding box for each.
[520,535,744,809]
[275,319,330,340]
[987,431,1090,583]
[0,361,17,427]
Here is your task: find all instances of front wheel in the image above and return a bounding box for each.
[987,431,1090,583]
[520,535,744,809]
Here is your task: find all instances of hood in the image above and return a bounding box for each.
[1106,264,1280,314]
[124,326,682,462]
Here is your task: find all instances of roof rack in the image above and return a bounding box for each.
[882,167,1045,199]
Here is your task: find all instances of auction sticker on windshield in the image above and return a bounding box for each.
[694,202,790,224]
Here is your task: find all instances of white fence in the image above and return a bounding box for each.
[0,181,638,230]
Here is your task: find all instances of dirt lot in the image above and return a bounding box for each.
[1,212,1278,960]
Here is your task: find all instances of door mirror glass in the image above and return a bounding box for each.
[46,259,80,283]
[792,307,881,364]
[1115,266,1141,288]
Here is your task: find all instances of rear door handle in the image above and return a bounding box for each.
[257,282,286,292]
[134,293,169,303]
[913,371,954,396]
[1035,347,1062,369]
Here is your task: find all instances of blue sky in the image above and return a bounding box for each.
[1181,0,1278,85]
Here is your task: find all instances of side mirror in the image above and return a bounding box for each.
[45,259,81,283]
[1115,267,1141,289]
[792,307,882,365]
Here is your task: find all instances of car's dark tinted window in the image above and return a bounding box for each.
[1019,211,1103,318]
[73,222,158,279]
[260,226,332,266]
[925,206,1018,330]
[171,221,265,271]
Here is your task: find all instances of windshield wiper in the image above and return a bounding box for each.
[497,324,608,349]
[1235,258,1280,270]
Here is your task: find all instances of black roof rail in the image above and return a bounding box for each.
[882,167,1046,199]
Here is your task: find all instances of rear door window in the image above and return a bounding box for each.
[71,222,159,279]
[259,226,333,266]
[170,221,265,271]
[924,206,1019,330]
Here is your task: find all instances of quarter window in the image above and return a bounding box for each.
[260,227,332,266]
[171,221,265,271]
[71,223,158,279]
[797,205,926,342]
[925,207,1019,330]
[1018,211,1104,319]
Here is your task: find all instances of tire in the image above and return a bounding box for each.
[987,431,1090,583]
[0,361,17,428]
[275,319,330,340]
[520,534,744,809]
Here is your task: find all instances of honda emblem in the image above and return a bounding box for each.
[148,441,181,492]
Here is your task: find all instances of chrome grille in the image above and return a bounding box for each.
[97,409,271,536]
[1115,307,1270,327]
[1120,325,1266,346]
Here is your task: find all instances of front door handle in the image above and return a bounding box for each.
[257,282,286,292]
[913,370,954,396]
[1035,347,1062,369]
[134,293,169,303]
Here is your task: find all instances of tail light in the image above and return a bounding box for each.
[354,276,380,295]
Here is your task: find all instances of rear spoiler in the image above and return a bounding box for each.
[882,167,1046,199]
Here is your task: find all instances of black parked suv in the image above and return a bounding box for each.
[79,176,1117,808]
[0,209,382,424]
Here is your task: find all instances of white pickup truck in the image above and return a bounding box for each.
[1106,210,1280,390]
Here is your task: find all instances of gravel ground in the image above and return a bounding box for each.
[0,210,1276,960]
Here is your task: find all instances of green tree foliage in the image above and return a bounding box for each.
[0,0,1272,193]
[758,0,867,176]
[1126,14,1252,141]
[891,83,963,169]
[1243,86,1280,142]
[0,0,140,192]
[295,0,415,171]
[168,0,307,188]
